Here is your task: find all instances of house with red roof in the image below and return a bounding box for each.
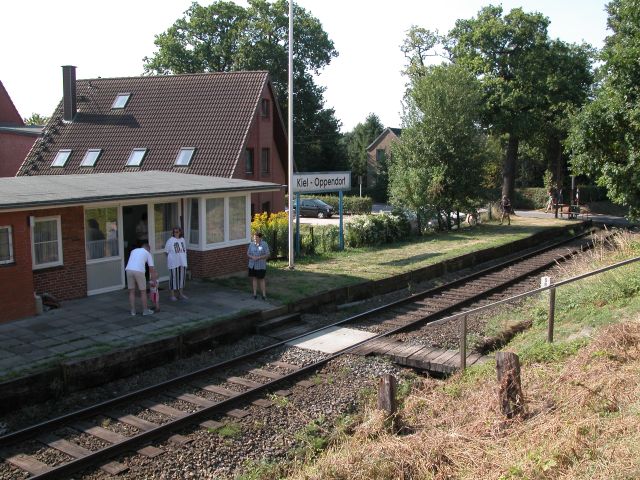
[0,80,42,177]
[0,67,288,322]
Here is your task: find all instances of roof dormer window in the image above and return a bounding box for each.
[80,149,102,167]
[111,93,131,109]
[126,148,147,167]
[175,148,195,166]
[51,149,72,167]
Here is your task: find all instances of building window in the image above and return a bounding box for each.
[126,148,147,167]
[205,198,224,244]
[188,198,199,246]
[51,149,72,167]
[32,216,63,269]
[0,226,13,264]
[154,202,179,248]
[261,98,270,118]
[112,93,131,109]
[80,149,102,167]
[175,148,195,166]
[376,149,386,163]
[85,207,118,260]
[229,196,247,241]
[245,148,254,174]
[261,148,270,175]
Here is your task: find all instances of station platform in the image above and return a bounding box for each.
[0,281,268,382]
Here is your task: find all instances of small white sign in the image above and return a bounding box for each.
[292,171,351,193]
[540,276,551,288]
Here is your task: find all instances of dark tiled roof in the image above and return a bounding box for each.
[18,71,271,177]
[366,127,402,151]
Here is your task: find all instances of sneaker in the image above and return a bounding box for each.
[142,309,154,316]
[179,293,189,300]
[261,295,267,301]
[130,310,136,316]
[253,294,257,300]
[170,296,178,302]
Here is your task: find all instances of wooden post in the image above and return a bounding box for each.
[547,286,556,343]
[377,374,397,416]
[496,351,524,419]
[459,315,467,370]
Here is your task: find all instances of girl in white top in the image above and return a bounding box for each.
[165,227,188,301]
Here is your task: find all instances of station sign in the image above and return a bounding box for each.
[292,171,351,193]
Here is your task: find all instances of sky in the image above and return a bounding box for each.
[1,0,610,132]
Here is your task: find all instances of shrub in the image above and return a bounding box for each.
[251,211,289,258]
[345,213,411,248]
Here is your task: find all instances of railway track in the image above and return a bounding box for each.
[0,229,599,479]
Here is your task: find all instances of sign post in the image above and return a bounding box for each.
[292,171,351,252]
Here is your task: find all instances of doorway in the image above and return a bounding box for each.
[123,204,148,266]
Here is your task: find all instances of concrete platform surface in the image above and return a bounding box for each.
[0,280,266,380]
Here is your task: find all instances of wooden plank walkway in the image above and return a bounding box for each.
[351,338,491,374]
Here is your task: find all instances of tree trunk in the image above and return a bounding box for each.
[502,135,519,202]
[496,351,524,418]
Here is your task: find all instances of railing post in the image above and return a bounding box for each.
[459,314,467,370]
[548,285,556,343]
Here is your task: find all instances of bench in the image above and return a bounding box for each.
[555,204,582,219]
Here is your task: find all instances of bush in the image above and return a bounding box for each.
[345,213,411,248]
[514,188,548,209]
[298,224,340,255]
[251,211,288,258]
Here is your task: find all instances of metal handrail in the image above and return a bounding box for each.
[433,255,640,369]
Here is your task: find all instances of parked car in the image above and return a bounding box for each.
[427,211,467,230]
[293,198,335,218]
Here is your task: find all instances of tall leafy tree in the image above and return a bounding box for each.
[143,0,341,171]
[344,113,384,182]
[23,113,49,126]
[388,64,486,231]
[446,6,552,201]
[567,0,640,218]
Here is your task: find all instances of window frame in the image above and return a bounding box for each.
[0,225,14,265]
[51,149,72,167]
[80,149,102,167]
[260,148,270,175]
[31,215,63,269]
[189,194,251,250]
[175,147,196,167]
[111,93,131,109]
[126,148,148,167]
[245,148,254,174]
[261,98,270,118]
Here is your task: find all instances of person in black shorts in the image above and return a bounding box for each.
[247,232,270,300]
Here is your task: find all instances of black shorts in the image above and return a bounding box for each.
[248,268,266,279]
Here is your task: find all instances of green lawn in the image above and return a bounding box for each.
[212,218,572,304]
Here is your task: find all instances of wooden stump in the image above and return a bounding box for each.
[496,351,524,419]
[377,374,397,416]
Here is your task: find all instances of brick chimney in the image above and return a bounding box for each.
[62,65,77,122]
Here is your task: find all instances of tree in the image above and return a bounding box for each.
[567,0,640,219]
[388,64,486,231]
[23,113,49,125]
[344,113,384,181]
[446,6,553,201]
[143,0,341,172]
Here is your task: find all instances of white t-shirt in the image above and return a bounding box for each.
[125,247,154,272]
[165,236,188,269]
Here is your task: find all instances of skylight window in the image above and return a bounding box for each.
[111,93,131,109]
[175,148,195,166]
[51,149,72,167]
[80,149,102,167]
[126,148,147,167]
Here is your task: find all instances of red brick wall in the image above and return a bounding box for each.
[235,84,286,214]
[32,206,87,301]
[188,243,248,279]
[0,212,36,323]
[0,132,37,177]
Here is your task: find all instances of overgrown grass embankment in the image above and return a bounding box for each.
[284,230,640,480]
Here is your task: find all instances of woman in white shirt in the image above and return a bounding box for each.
[165,227,188,301]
